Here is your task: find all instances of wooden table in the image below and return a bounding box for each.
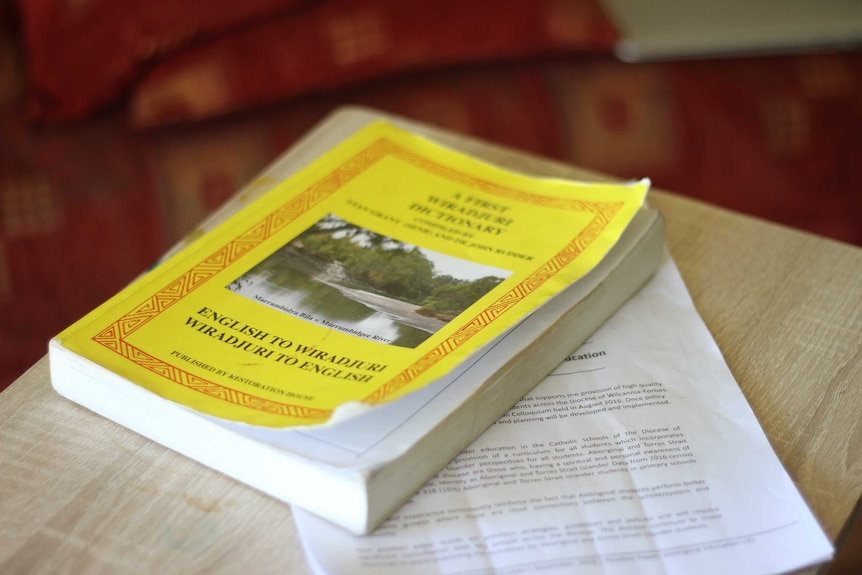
[2,172,862,572]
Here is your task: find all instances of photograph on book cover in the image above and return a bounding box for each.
[227,213,511,349]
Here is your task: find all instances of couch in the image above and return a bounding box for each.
[2,0,861,391]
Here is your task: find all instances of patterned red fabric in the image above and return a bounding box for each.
[0,110,165,390]
[542,54,862,242]
[129,0,617,127]
[16,0,315,123]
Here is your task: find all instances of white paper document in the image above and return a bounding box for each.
[293,254,833,575]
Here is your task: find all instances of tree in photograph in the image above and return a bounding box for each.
[421,276,505,317]
[345,245,435,303]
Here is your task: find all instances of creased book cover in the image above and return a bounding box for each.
[54,121,648,427]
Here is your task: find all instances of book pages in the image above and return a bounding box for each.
[293,253,833,575]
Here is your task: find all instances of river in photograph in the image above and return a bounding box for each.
[228,256,433,348]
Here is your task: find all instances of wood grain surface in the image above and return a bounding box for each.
[651,191,862,537]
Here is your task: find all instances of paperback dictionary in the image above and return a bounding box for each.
[49,107,665,533]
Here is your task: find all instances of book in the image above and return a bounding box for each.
[48,106,665,534]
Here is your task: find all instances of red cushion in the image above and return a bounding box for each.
[128,0,617,127]
[17,0,314,123]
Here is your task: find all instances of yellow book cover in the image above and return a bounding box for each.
[53,120,647,428]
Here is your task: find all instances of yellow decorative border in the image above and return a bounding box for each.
[92,138,622,420]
